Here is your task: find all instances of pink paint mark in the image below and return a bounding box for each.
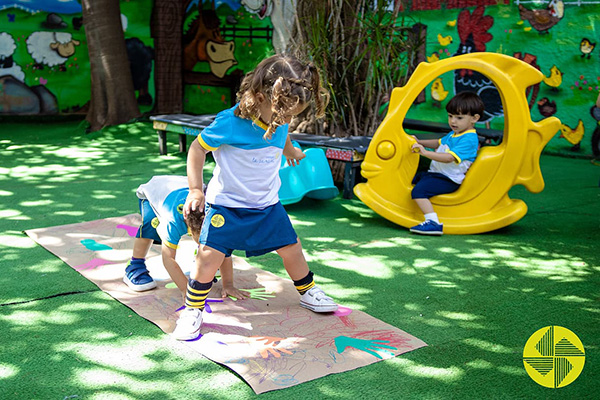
[117,224,139,237]
[74,258,116,272]
[39,77,47,85]
[333,305,352,317]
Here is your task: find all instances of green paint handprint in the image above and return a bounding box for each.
[334,336,397,359]
[228,287,276,301]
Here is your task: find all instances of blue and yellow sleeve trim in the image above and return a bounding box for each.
[197,136,218,152]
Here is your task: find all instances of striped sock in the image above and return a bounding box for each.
[185,279,213,310]
[293,271,315,295]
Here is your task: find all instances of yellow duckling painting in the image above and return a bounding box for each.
[437,33,453,47]
[559,120,584,145]
[427,53,440,63]
[354,53,561,234]
[430,77,448,106]
[542,65,563,90]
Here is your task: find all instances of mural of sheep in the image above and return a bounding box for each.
[0,32,25,81]
[26,31,80,71]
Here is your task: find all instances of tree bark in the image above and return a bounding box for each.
[82,0,140,132]
[151,0,183,114]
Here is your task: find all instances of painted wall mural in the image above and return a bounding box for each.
[0,0,598,157]
[398,0,600,156]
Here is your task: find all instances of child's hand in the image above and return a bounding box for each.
[221,284,250,300]
[411,143,424,153]
[184,189,205,219]
[286,148,306,167]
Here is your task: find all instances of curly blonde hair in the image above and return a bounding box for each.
[235,54,330,140]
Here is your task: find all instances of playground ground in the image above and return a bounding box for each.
[0,119,598,399]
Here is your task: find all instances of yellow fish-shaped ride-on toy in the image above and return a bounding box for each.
[354,53,561,234]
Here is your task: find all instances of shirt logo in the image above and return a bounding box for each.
[151,217,159,228]
[523,326,585,388]
[251,156,276,164]
[211,214,225,228]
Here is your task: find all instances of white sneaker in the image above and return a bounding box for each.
[300,286,338,313]
[172,307,203,341]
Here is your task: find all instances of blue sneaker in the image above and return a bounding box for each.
[123,259,157,291]
[410,220,443,236]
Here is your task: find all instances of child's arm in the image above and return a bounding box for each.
[412,144,456,163]
[184,139,209,218]
[219,257,250,299]
[161,245,188,294]
[413,137,441,149]
[283,135,305,166]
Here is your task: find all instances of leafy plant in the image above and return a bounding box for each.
[290,0,424,137]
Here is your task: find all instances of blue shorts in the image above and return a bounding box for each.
[411,172,460,199]
[200,202,298,257]
[137,199,161,243]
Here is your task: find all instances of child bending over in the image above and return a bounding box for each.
[409,91,484,236]
[175,54,338,340]
[124,175,247,301]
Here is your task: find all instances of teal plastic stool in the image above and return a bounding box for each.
[279,144,339,205]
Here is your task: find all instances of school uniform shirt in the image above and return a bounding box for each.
[197,105,289,209]
[428,129,479,184]
[135,175,189,249]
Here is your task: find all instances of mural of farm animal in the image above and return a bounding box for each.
[0,32,25,81]
[453,6,503,126]
[26,31,80,71]
[241,0,296,53]
[518,0,564,35]
[183,3,237,78]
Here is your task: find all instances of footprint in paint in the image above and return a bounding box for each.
[81,239,112,251]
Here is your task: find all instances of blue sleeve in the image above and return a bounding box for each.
[439,132,453,146]
[448,133,479,163]
[197,110,233,151]
[163,216,188,249]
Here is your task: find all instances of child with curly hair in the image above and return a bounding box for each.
[174,54,338,340]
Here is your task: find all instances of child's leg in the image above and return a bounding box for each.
[275,239,309,281]
[276,239,337,313]
[124,237,156,292]
[132,237,153,258]
[413,198,439,223]
[172,246,225,341]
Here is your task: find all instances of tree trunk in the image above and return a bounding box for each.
[151,0,183,114]
[82,0,140,132]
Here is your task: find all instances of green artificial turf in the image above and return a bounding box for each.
[0,119,598,399]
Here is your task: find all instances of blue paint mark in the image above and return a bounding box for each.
[334,336,397,359]
[80,239,112,251]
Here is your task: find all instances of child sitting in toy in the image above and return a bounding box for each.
[123,175,248,301]
[409,91,485,235]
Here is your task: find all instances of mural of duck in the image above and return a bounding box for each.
[354,53,561,234]
[518,0,564,34]
[427,52,440,63]
[559,120,584,145]
[430,78,448,104]
[580,38,596,59]
[542,65,563,89]
[437,33,453,46]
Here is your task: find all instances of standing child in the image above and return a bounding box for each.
[175,54,338,340]
[124,175,247,301]
[409,91,484,236]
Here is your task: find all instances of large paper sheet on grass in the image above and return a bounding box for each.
[26,214,426,393]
